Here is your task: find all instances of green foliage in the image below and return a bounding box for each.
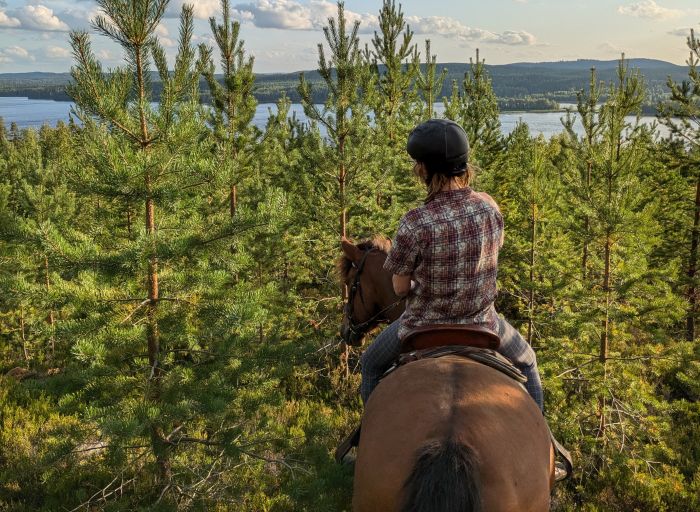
[443,49,503,170]
[0,7,699,512]
[414,39,446,120]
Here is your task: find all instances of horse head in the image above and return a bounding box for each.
[338,237,403,346]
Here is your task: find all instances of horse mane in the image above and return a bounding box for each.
[337,236,392,282]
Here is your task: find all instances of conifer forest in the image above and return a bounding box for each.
[1,1,700,510]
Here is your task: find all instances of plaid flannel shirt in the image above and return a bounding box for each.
[384,187,503,340]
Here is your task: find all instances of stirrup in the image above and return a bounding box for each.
[334,425,361,463]
[549,428,573,482]
[554,461,569,482]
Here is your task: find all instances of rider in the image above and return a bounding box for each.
[359,118,544,410]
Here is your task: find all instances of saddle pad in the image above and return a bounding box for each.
[383,346,527,384]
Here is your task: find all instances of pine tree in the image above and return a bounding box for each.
[659,28,700,340]
[490,124,560,343]
[562,68,604,279]
[414,39,446,120]
[370,0,417,142]
[368,0,422,223]
[298,1,375,376]
[595,56,645,363]
[199,0,257,218]
[66,0,207,492]
[443,49,502,171]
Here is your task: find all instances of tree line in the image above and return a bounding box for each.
[0,1,699,510]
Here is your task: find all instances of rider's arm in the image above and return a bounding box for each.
[476,191,505,248]
[384,214,421,278]
[392,274,412,297]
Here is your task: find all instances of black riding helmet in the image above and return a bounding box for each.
[406,119,469,177]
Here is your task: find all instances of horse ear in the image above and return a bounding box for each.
[341,238,362,263]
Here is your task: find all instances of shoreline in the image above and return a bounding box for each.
[0,94,567,114]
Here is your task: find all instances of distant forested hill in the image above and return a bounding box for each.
[0,58,688,105]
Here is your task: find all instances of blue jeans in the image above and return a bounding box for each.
[359,316,544,411]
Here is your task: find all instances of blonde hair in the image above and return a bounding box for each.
[414,162,476,203]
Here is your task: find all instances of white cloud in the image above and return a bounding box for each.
[155,24,176,47]
[5,46,30,58]
[235,0,313,30]
[47,45,71,59]
[496,30,536,46]
[0,9,20,27]
[232,1,535,45]
[0,45,35,62]
[57,5,101,30]
[167,0,221,19]
[407,16,536,46]
[617,1,683,20]
[13,4,70,31]
[409,16,491,39]
[308,0,378,33]
[232,0,376,32]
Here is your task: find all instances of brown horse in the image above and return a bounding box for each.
[339,238,555,512]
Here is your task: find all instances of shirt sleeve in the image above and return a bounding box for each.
[384,216,421,276]
[478,191,504,248]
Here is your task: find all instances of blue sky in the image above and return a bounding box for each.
[0,0,698,73]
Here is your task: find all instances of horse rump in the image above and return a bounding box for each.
[401,438,482,512]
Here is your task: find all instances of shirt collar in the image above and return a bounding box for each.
[433,186,472,200]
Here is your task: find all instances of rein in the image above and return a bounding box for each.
[345,249,405,340]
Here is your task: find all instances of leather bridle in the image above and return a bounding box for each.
[343,249,405,343]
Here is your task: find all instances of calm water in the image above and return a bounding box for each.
[0,96,667,139]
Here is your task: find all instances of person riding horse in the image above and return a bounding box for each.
[362,119,543,409]
[342,118,570,482]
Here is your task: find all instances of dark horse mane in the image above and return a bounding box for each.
[337,236,392,282]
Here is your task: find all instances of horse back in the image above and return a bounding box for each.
[353,355,553,512]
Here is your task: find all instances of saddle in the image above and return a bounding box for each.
[401,324,501,352]
[387,345,526,384]
[334,326,520,465]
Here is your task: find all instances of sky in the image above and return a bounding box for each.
[0,0,698,73]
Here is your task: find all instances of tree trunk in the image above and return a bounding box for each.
[686,175,700,341]
[582,160,592,279]
[582,218,589,279]
[20,306,29,362]
[425,41,434,119]
[230,184,237,218]
[338,139,349,378]
[145,184,170,482]
[44,255,55,358]
[136,44,170,484]
[527,202,536,345]
[600,232,611,363]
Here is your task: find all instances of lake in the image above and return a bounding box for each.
[0,96,668,139]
